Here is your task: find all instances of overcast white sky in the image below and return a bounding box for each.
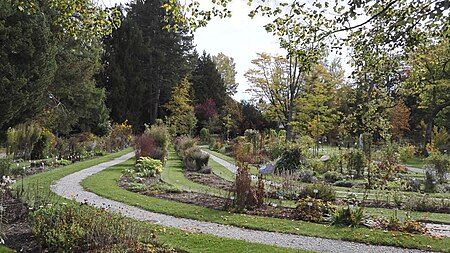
[101,0,284,101]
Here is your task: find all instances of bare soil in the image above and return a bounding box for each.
[2,193,41,252]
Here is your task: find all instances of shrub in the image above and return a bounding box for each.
[399,144,416,163]
[0,157,11,178]
[30,203,167,252]
[233,139,256,164]
[265,141,285,160]
[298,183,336,201]
[424,169,437,193]
[425,152,450,184]
[134,134,158,159]
[331,205,365,227]
[234,162,263,209]
[144,122,170,161]
[307,159,326,174]
[275,143,305,171]
[298,169,316,183]
[199,128,210,143]
[209,139,223,152]
[346,149,365,178]
[106,120,132,152]
[174,137,197,157]
[31,128,54,159]
[323,171,344,183]
[296,196,335,222]
[333,180,354,188]
[296,135,314,157]
[7,122,42,159]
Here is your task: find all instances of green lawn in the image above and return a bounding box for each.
[161,150,229,197]
[403,157,426,168]
[82,154,450,252]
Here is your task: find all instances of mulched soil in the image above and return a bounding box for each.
[2,193,42,252]
[183,171,234,191]
[120,172,300,221]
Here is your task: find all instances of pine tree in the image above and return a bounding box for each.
[100,1,193,132]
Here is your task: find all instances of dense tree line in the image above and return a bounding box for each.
[0,0,116,139]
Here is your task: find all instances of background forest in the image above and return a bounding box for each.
[0,0,449,164]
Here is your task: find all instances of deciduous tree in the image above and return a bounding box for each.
[165,77,197,136]
[213,52,238,96]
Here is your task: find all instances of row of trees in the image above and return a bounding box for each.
[164,0,450,152]
[245,41,450,152]
[100,0,273,137]
[1,0,120,139]
[1,0,269,143]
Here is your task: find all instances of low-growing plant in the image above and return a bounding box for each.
[373,217,426,234]
[298,183,336,201]
[331,205,365,227]
[269,170,301,200]
[407,178,422,192]
[296,196,335,222]
[56,159,72,166]
[404,194,450,213]
[30,203,170,252]
[298,169,316,183]
[323,171,344,183]
[131,157,163,177]
[333,180,354,188]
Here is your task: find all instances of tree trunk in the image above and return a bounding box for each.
[423,118,433,155]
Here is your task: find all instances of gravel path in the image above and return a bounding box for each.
[51,152,432,253]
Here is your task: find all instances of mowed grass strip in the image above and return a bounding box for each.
[160,150,229,197]
[82,153,450,252]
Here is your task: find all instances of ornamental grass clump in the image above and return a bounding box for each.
[331,205,366,227]
[174,137,211,173]
[234,162,264,210]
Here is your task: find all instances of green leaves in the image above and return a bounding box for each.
[16,0,122,41]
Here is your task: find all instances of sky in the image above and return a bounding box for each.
[102,0,285,101]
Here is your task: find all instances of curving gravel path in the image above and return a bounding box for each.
[51,152,432,253]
